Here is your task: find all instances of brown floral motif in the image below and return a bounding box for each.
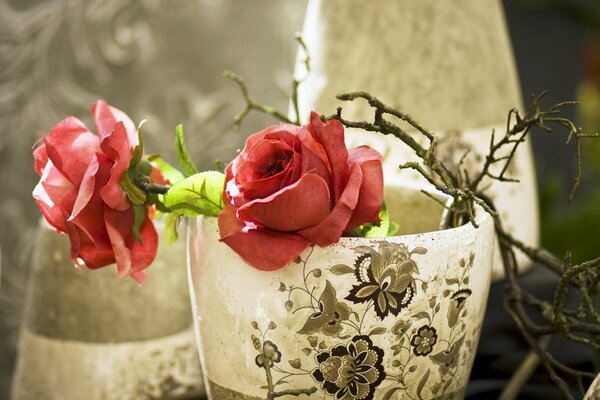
[391,319,412,337]
[312,336,386,400]
[447,289,472,328]
[411,325,438,356]
[255,340,282,368]
[298,280,352,337]
[345,242,426,320]
[430,334,466,375]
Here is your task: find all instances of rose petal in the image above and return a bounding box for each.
[230,124,303,176]
[129,213,158,277]
[298,163,362,246]
[345,146,384,229]
[130,270,146,284]
[99,121,132,211]
[75,229,116,269]
[236,139,295,199]
[218,204,309,271]
[237,173,331,232]
[91,100,137,145]
[69,153,99,221]
[307,112,348,202]
[44,117,99,186]
[33,145,48,176]
[150,162,169,186]
[68,154,113,256]
[33,160,76,231]
[299,140,332,187]
[104,206,134,278]
[281,151,303,187]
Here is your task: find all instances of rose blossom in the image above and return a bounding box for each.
[32,100,159,283]
[218,112,384,270]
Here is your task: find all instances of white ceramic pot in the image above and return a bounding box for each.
[294,0,538,280]
[188,184,494,399]
[585,373,600,400]
[10,220,203,400]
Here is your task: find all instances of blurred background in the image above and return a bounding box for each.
[0,0,598,398]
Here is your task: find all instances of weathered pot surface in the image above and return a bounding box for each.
[187,184,495,399]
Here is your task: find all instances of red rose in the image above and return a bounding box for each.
[218,112,384,270]
[32,100,158,283]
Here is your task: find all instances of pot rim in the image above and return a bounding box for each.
[196,186,494,246]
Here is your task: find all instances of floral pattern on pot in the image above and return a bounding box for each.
[297,280,352,337]
[237,243,482,399]
[411,325,438,356]
[312,335,386,400]
[344,242,425,319]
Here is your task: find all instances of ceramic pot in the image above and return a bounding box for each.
[10,220,203,400]
[585,373,600,400]
[294,0,538,280]
[187,184,494,399]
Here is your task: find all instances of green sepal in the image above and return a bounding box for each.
[132,205,146,245]
[176,125,199,177]
[147,154,185,184]
[128,118,148,174]
[162,171,225,217]
[120,173,147,206]
[131,159,153,178]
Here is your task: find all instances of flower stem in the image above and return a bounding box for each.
[134,175,169,194]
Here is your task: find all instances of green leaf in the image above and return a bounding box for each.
[148,154,185,184]
[162,171,225,217]
[388,220,400,236]
[358,202,397,238]
[164,212,180,245]
[175,125,199,177]
[132,205,146,245]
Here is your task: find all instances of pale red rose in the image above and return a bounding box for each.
[32,100,159,283]
[218,112,384,270]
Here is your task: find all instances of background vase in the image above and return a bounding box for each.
[10,220,203,400]
[294,0,537,280]
[187,184,495,400]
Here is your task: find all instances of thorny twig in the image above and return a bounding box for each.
[225,32,311,131]
[223,70,293,131]
[318,93,599,400]
[226,36,600,400]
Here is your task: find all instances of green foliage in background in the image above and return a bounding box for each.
[540,81,600,264]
